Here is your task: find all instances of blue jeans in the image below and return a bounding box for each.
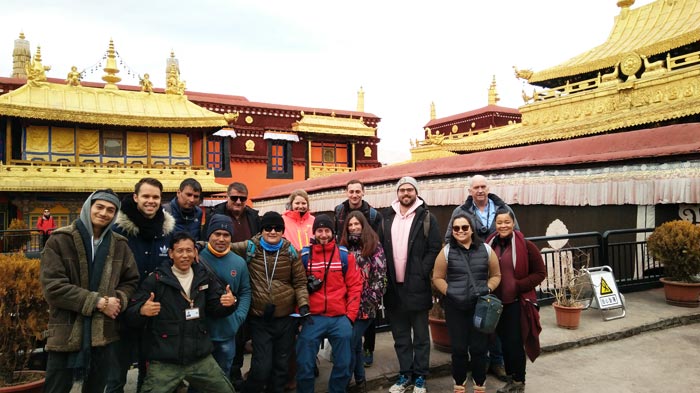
[350,318,372,382]
[296,315,353,393]
[212,338,237,376]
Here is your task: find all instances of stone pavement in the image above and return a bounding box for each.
[123,288,700,392]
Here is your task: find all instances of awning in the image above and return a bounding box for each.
[263,131,300,142]
[213,128,237,138]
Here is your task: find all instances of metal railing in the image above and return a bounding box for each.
[0,229,43,256]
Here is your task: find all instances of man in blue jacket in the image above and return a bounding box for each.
[107,177,176,393]
[163,178,203,241]
[199,214,251,376]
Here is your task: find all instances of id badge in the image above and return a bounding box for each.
[185,307,200,320]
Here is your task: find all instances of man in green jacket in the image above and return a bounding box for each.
[40,189,139,393]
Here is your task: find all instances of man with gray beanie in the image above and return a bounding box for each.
[199,214,251,377]
[40,189,139,393]
[382,177,441,393]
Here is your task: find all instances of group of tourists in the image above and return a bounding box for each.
[38,174,544,393]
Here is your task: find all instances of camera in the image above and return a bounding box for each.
[307,275,323,294]
[479,226,489,235]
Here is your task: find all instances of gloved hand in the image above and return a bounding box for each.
[299,305,314,326]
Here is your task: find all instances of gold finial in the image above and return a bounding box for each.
[430,101,436,120]
[488,75,500,105]
[101,39,122,90]
[66,66,81,86]
[13,31,31,79]
[165,62,185,95]
[139,73,153,93]
[617,0,634,8]
[25,45,50,82]
[356,86,365,112]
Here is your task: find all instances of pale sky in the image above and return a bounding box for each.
[2,0,655,164]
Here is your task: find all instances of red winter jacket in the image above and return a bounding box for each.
[305,240,362,321]
[37,215,56,235]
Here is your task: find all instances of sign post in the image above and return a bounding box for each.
[583,265,626,321]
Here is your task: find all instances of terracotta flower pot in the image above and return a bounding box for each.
[660,277,700,308]
[553,302,583,329]
[428,317,451,353]
[0,371,45,393]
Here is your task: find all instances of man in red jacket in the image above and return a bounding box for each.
[37,208,56,248]
[296,214,362,393]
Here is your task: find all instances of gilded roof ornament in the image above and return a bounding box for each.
[488,75,500,105]
[66,66,81,86]
[513,66,533,81]
[357,86,365,112]
[101,39,122,90]
[430,101,436,120]
[224,112,240,123]
[165,62,186,95]
[139,73,154,93]
[617,0,635,7]
[25,46,50,82]
[12,31,31,79]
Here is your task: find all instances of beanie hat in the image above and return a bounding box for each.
[312,214,334,235]
[260,211,285,232]
[91,189,121,210]
[206,214,234,240]
[396,176,419,194]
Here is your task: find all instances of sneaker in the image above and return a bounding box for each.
[412,376,426,393]
[473,384,486,393]
[497,379,525,393]
[356,379,368,393]
[389,374,412,393]
[452,381,466,393]
[363,349,374,367]
[488,363,508,382]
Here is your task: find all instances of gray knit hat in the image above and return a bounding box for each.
[396,176,419,194]
[91,189,121,210]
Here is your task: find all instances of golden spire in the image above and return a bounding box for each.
[101,39,121,90]
[25,45,50,82]
[430,101,436,120]
[356,86,365,112]
[12,31,31,79]
[488,75,500,105]
[166,50,179,83]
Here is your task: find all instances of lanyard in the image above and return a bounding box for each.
[180,290,194,308]
[263,249,281,293]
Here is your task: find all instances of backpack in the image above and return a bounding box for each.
[244,240,298,263]
[300,245,349,275]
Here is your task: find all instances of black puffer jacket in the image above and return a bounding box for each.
[125,262,235,365]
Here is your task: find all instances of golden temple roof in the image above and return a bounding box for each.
[0,80,228,128]
[529,0,700,83]
[292,112,377,137]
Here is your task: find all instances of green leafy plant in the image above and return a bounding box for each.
[647,220,700,283]
[0,253,48,386]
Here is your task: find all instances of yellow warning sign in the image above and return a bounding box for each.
[600,277,613,295]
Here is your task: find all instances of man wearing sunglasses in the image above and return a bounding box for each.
[206,182,261,243]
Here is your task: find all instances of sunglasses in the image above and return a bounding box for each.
[229,195,247,203]
[262,225,283,233]
[452,225,471,232]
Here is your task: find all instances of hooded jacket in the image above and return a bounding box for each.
[112,201,176,281]
[163,197,203,241]
[382,197,442,312]
[40,192,139,352]
[282,209,315,251]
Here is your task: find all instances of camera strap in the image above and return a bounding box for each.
[308,246,336,284]
[263,248,280,293]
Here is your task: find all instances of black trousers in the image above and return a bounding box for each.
[242,316,296,393]
[44,344,113,393]
[496,301,527,382]
[362,319,376,352]
[444,303,488,386]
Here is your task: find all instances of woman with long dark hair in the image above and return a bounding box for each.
[432,213,501,393]
[339,211,386,393]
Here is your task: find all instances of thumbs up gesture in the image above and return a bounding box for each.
[220,285,237,307]
[140,292,161,317]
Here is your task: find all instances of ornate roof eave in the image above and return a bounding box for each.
[292,113,377,137]
[0,81,228,128]
[529,0,700,84]
[0,164,227,193]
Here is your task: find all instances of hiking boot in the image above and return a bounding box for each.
[412,375,426,393]
[488,363,508,382]
[497,378,525,393]
[363,349,374,367]
[355,379,368,393]
[388,374,412,393]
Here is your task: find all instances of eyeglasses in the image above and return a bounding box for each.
[452,225,471,232]
[262,225,283,233]
[398,187,415,194]
[229,195,247,203]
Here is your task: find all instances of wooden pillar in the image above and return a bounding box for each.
[146,130,151,167]
[5,119,12,164]
[351,142,356,171]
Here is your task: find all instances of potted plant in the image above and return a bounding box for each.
[428,287,450,352]
[0,253,49,392]
[544,250,591,329]
[647,220,700,307]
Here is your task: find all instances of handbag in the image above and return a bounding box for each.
[460,244,503,334]
[473,294,503,334]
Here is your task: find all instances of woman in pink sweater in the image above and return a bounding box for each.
[282,189,315,252]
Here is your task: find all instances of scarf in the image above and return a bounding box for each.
[207,242,230,257]
[121,197,165,239]
[260,237,284,252]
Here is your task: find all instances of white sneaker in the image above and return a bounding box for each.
[412,375,426,393]
[389,374,412,393]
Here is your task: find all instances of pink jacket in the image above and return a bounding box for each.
[282,210,315,251]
